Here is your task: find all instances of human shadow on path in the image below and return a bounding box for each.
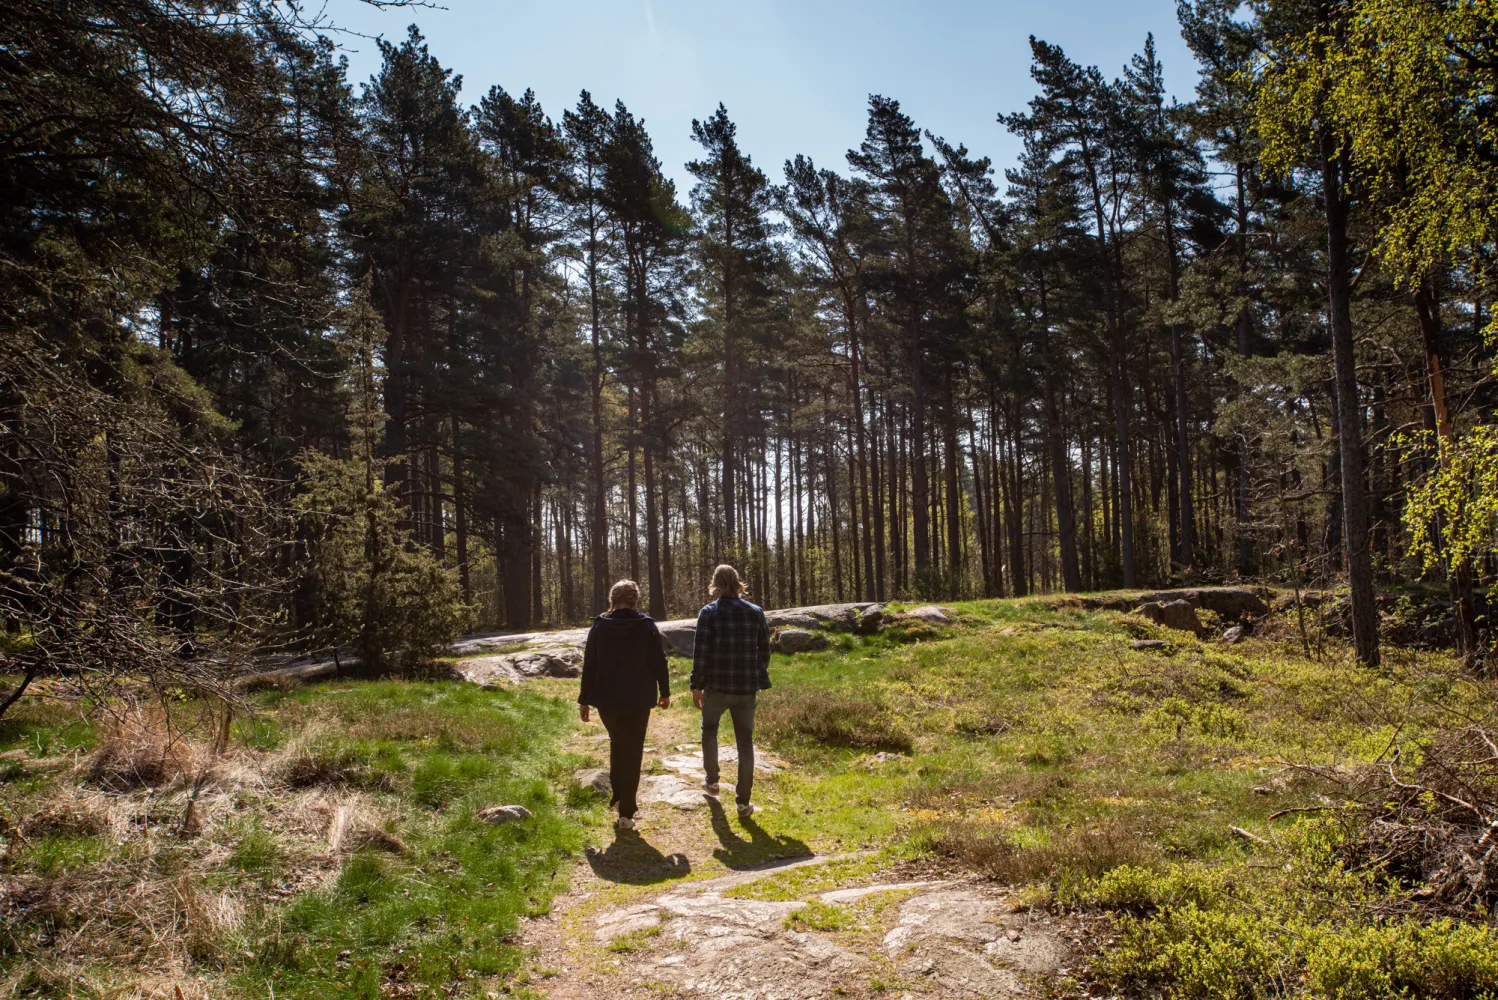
[708,798,813,871]
[586,828,692,886]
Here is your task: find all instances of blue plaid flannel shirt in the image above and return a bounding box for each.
[689,596,772,694]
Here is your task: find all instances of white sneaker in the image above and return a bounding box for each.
[702,781,720,796]
[617,816,636,831]
[736,803,755,818]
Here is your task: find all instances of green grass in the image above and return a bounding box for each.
[0,679,598,1000]
[3,594,1495,999]
[737,595,1498,998]
[229,681,593,1000]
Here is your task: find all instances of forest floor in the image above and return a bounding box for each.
[2,595,1495,1000]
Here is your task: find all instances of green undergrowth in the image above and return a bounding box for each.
[743,595,1498,998]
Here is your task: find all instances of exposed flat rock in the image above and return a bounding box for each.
[819,880,948,904]
[639,774,709,810]
[884,888,1069,996]
[574,768,612,796]
[590,881,1063,1000]
[595,890,866,1000]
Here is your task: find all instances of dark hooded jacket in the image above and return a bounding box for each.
[578,608,670,712]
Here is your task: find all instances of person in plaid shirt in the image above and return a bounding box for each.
[690,564,771,815]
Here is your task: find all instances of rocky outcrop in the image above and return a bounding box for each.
[1139,587,1269,621]
[589,880,1068,1000]
[453,645,582,688]
[1139,599,1206,636]
[899,605,956,625]
[767,602,884,634]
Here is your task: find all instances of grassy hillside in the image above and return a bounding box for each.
[2,595,1495,999]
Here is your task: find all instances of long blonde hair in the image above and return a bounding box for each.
[608,579,640,611]
[708,564,746,599]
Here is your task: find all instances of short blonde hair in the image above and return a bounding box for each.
[708,564,745,599]
[609,579,640,610]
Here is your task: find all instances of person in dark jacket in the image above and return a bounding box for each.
[579,579,670,830]
[690,564,771,817]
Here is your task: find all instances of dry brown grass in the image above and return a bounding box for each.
[86,702,205,791]
[757,688,915,753]
[0,700,360,987]
[327,798,406,855]
[928,815,1163,887]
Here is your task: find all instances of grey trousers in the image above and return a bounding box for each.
[701,690,757,805]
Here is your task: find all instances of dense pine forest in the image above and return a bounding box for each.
[5,0,1498,688]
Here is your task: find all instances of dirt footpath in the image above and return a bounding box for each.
[519,708,1076,1000]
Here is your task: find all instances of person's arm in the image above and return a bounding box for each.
[757,608,771,668]
[648,621,670,706]
[690,606,713,694]
[578,626,597,721]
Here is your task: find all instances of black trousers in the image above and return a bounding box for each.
[598,708,651,819]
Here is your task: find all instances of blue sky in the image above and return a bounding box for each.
[320,0,1201,194]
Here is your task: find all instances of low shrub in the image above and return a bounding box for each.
[757,688,914,753]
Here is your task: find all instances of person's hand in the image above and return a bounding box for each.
[579,705,590,723]
[692,689,705,710]
[657,696,671,709]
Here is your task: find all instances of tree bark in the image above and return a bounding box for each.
[1321,129,1380,667]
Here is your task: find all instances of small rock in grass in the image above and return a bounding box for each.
[865,751,909,767]
[574,768,612,796]
[1130,639,1168,650]
[902,605,954,624]
[476,805,532,825]
[1222,625,1247,645]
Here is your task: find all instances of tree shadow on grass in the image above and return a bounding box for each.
[586,828,692,886]
[708,798,813,871]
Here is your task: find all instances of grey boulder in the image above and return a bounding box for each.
[1222,625,1248,645]
[772,628,829,654]
[574,768,612,796]
[657,621,698,657]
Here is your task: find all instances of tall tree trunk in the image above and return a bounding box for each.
[943,382,963,597]
[643,387,665,620]
[627,387,640,584]
[1006,405,1028,598]
[452,418,470,602]
[1234,161,1255,577]
[910,339,930,583]
[1038,275,1082,591]
[871,404,887,601]
[1321,128,1380,667]
[1414,277,1480,666]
